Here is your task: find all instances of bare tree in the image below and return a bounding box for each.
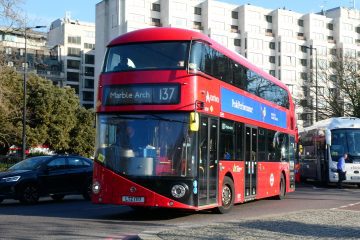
[0,0,24,29]
[312,51,360,119]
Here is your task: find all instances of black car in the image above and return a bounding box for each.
[0,155,93,204]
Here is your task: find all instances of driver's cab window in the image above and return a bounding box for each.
[47,158,67,170]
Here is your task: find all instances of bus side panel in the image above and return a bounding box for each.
[256,162,280,199]
[218,161,245,204]
[256,162,293,199]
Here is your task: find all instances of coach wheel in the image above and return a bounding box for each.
[19,184,40,204]
[276,174,286,200]
[216,176,234,214]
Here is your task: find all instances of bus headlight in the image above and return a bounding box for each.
[92,181,101,194]
[171,184,188,199]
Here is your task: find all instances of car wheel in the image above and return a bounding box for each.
[216,176,234,214]
[51,194,65,201]
[275,174,286,200]
[19,184,39,204]
[82,180,92,200]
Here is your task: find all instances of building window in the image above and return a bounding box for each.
[67,72,79,82]
[67,59,80,69]
[194,7,201,15]
[269,56,275,63]
[5,47,12,54]
[298,19,304,27]
[269,70,275,76]
[265,15,272,23]
[83,91,94,101]
[232,11,238,19]
[330,48,336,55]
[85,54,95,64]
[234,38,241,46]
[356,27,360,34]
[85,67,94,76]
[84,79,94,89]
[68,36,81,45]
[231,25,239,33]
[84,43,95,49]
[278,56,281,66]
[193,21,203,30]
[265,29,273,36]
[300,72,308,80]
[152,3,160,12]
[300,45,307,53]
[327,23,334,30]
[269,42,275,49]
[152,18,161,27]
[67,47,81,57]
[300,59,307,66]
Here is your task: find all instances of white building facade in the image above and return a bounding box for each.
[95,0,360,127]
[48,15,96,109]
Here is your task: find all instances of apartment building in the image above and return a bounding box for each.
[48,14,96,109]
[0,27,63,85]
[95,0,360,127]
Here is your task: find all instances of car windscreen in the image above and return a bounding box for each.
[9,156,52,171]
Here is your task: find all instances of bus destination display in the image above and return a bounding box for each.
[103,84,180,105]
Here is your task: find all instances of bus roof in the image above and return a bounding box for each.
[300,117,360,132]
[107,27,289,92]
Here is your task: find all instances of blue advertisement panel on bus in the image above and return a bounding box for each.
[221,87,287,129]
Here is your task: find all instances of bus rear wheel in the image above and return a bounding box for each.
[275,174,286,200]
[216,176,234,214]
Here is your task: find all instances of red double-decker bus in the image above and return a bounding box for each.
[92,27,297,213]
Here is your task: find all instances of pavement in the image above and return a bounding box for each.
[138,207,360,240]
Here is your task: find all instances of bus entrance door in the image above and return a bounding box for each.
[245,126,258,200]
[198,116,218,206]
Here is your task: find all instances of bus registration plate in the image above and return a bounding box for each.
[122,196,145,203]
[351,176,360,180]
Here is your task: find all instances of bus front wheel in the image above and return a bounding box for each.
[216,176,234,214]
[275,174,286,200]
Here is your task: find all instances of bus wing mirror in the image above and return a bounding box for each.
[325,129,331,145]
[190,112,199,132]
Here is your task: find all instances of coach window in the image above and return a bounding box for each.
[220,119,235,160]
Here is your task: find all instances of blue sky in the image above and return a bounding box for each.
[22,0,358,28]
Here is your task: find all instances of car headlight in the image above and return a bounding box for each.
[171,184,188,199]
[2,176,21,182]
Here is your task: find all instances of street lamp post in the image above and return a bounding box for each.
[22,25,46,160]
[305,45,318,123]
